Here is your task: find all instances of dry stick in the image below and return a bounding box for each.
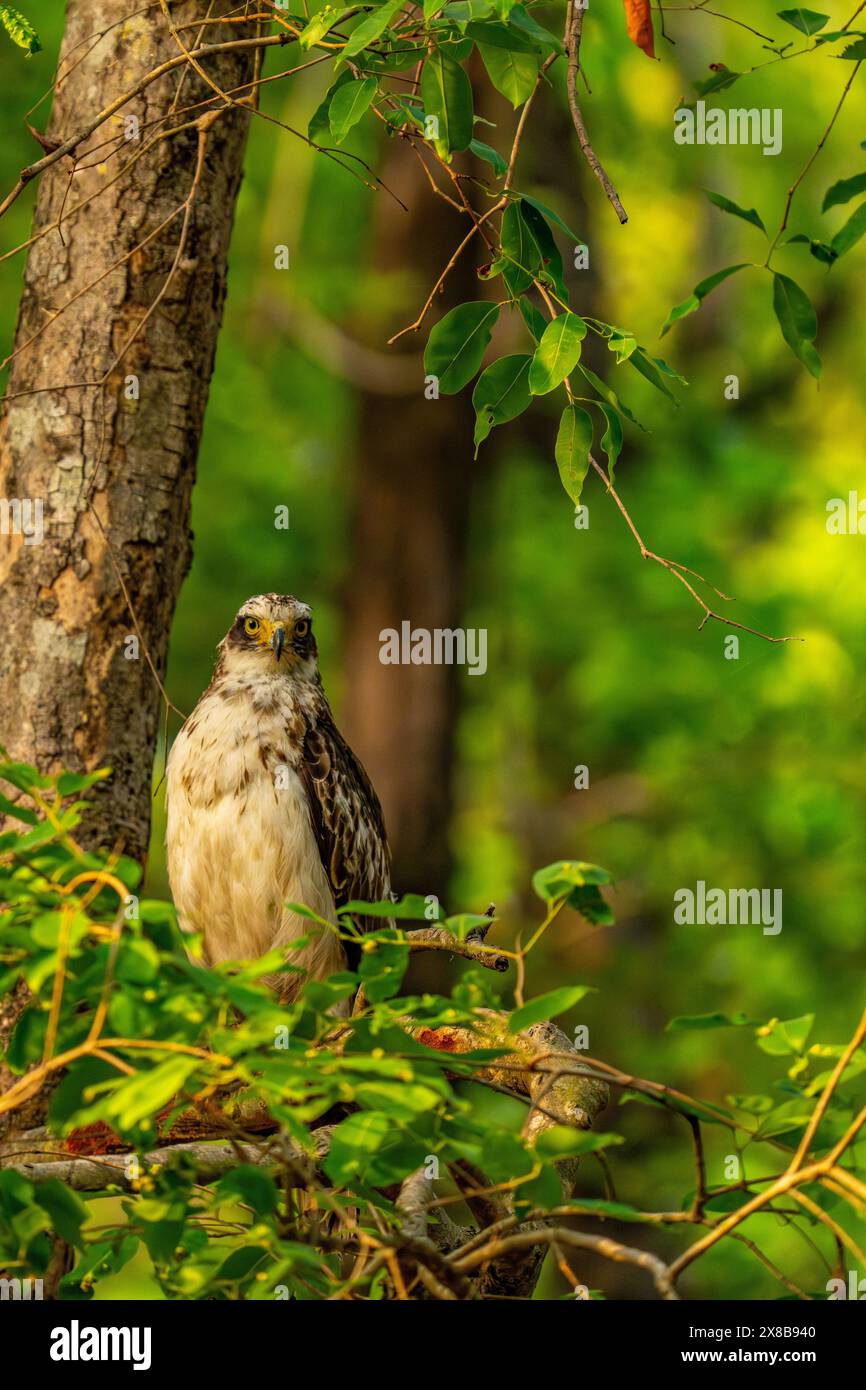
[0,1039,232,1120]
[534,278,795,644]
[791,1188,866,1270]
[765,61,861,265]
[589,456,798,643]
[385,35,560,346]
[387,202,505,344]
[0,194,190,374]
[721,1229,812,1301]
[455,1226,678,1299]
[657,3,776,43]
[564,4,627,224]
[0,117,201,267]
[0,28,382,224]
[505,52,557,191]
[157,0,397,200]
[0,33,293,222]
[667,1156,853,1284]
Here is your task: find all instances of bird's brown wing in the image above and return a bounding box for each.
[298,711,392,958]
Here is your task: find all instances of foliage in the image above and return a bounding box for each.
[1,767,864,1301]
[0,5,39,56]
[1,1,866,1300]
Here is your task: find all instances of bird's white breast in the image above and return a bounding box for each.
[165,676,344,996]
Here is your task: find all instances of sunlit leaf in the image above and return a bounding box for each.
[424,300,501,393]
[554,404,593,504]
[528,312,586,394]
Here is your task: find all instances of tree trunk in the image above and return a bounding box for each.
[0,0,256,862]
[340,135,481,908]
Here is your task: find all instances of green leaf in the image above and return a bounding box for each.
[776,8,829,35]
[756,1014,815,1056]
[535,1127,623,1159]
[518,296,547,342]
[216,1166,280,1217]
[310,77,346,142]
[830,200,866,257]
[607,328,638,364]
[510,985,595,1033]
[464,19,537,51]
[565,1197,648,1222]
[596,403,623,483]
[660,263,750,336]
[532,860,611,903]
[55,769,111,795]
[442,0,495,20]
[0,792,37,824]
[94,1055,202,1132]
[704,189,766,233]
[469,138,507,175]
[840,35,866,58]
[568,884,615,926]
[343,0,403,56]
[472,354,532,452]
[692,66,741,99]
[554,404,593,505]
[822,171,866,211]
[0,5,40,55]
[298,6,351,50]
[528,312,586,394]
[520,193,581,243]
[787,233,837,266]
[500,200,541,294]
[505,4,564,54]
[34,1181,87,1246]
[0,759,51,792]
[667,1011,753,1031]
[424,300,500,393]
[421,50,474,154]
[519,199,567,298]
[477,42,538,108]
[358,937,409,1001]
[629,347,686,401]
[339,892,440,920]
[324,1110,391,1184]
[328,77,378,143]
[772,272,821,377]
[578,362,646,432]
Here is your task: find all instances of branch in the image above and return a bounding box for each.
[564,4,627,224]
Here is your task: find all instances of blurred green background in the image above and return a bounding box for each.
[1,3,864,1299]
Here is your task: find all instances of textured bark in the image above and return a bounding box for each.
[0,0,256,861]
[0,1,256,1141]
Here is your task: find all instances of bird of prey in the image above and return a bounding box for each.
[166,594,391,999]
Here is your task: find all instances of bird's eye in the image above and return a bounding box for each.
[243,616,260,636]
[295,619,310,638]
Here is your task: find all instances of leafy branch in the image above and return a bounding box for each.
[1,765,864,1300]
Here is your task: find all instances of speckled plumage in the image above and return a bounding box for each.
[166,594,391,1000]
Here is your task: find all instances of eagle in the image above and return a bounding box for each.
[165,593,391,1000]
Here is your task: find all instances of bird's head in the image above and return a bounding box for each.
[218,593,318,679]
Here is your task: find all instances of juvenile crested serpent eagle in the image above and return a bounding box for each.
[166,594,391,998]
